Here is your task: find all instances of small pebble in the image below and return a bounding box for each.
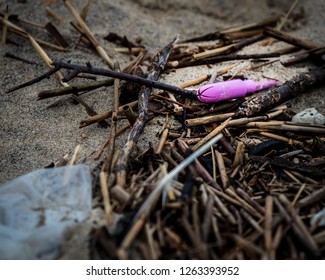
[291,108,325,125]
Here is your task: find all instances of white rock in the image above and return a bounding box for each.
[292,108,325,125]
[0,165,92,259]
[310,208,325,227]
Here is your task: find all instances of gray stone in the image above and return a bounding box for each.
[291,108,325,125]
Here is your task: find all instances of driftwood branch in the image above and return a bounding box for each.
[235,66,325,117]
[114,36,178,189]
[6,61,195,98]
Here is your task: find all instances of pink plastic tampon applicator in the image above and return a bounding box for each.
[196,79,280,103]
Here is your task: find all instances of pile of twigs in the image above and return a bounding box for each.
[2,1,325,259]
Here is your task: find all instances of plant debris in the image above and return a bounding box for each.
[1,0,325,260]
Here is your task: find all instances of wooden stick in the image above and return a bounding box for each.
[211,146,217,181]
[115,37,178,189]
[70,94,108,128]
[297,187,325,209]
[264,195,273,258]
[100,171,113,225]
[80,100,139,127]
[240,209,263,234]
[264,0,301,45]
[117,215,145,259]
[191,198,202,247]
[122,105,137,126]
[225,187,263,219]
[215,150,228,189]
[178,74,209,88]
[236,188,265,215]
[264,27,320,50]
[185,113,234,127]
[181,206,208,259]
[48,61,195,97]
[278,0,301,31]
[235,67,325,117]
[244,122,325,134]
[44,22,69,48]
[155,121,170,154]
[232,234,265,257]
[64,0,114,68]
[192,118,231,151]
[38,79,114,100]
[259,131,303,145]
[207,187,236,225]
[181,15,280,43]
[291,183,305,206]
[281,46,325,66]
[45,7,64,25]
[176,52,279,68]
[0,16,68,51]
[202,194,215,242]
[69,144,82,165]
[80,0,93,21]
[152,93,199,111]
[233,141,244,168]
[179,35,264,67]
[271,224,283,259]
[193,43,238,60]
[145,224,158,259]
[102,67,120,172]
[278,194,319,256]
[28,35,69,87]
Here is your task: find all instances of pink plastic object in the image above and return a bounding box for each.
[196,79,280,103]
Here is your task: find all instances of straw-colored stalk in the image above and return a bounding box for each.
[0,17,67,51]
[28,35,69,87]
[64,0,114,69]
[99,171,113,225]
[69,144,82,165]
[264,195,273,258]
[192,118,230,151]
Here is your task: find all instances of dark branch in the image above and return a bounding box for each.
[235,67,325,118]
[52,61,195,97]
[6,66,61,93]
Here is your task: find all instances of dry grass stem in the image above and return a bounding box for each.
[64,0,114,68]
[69,144,82,165]
[264,196,273,258]
[99,171,113,225]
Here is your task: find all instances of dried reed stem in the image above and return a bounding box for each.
[45,7,64,24]
[215,150,228,189]
[264,195,273,258]
[185,113,234,127]
[155,121,170,154]
[278,194,319,256]
[192,118,231,151]
[28,35,68,87]
[69,144,82,165]
[100,171,113,225]
[64,0,114,68]
[0,17,67,51]
[233,141,244,168]
[297,187,325,209]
